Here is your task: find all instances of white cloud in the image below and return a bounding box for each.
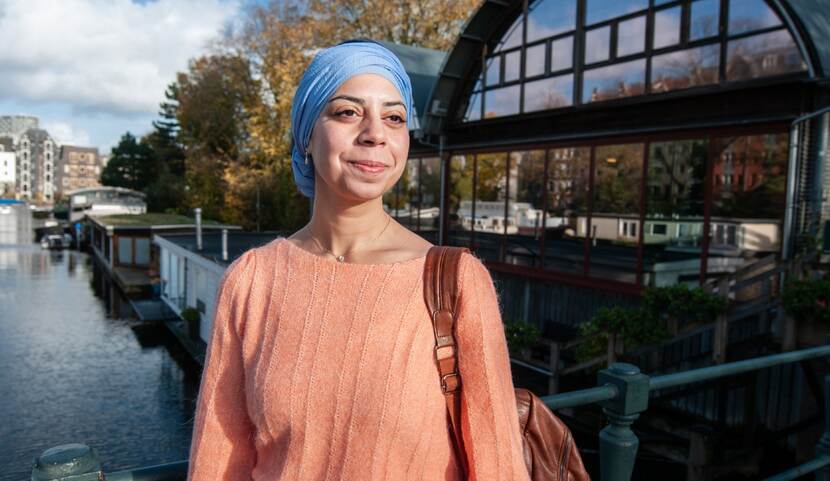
[0,0,239,116]
[42,120,91,147]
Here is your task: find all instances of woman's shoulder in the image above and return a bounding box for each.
[220,237,288,286]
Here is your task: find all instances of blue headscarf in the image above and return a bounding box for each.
[290,40,414,198]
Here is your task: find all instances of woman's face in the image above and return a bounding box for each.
[308,73,410,204]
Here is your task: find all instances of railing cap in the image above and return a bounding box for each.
[32,443,102,481]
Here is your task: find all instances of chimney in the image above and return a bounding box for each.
[221,229,228,261]
[194,208,202,251]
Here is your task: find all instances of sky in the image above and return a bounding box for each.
[0,0,246,153]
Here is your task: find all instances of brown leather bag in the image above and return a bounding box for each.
[423,246,590,481]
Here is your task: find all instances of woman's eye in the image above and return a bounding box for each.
[336,109,358,117]
[387,114,405,123]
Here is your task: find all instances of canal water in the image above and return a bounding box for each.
[0,207,199,480]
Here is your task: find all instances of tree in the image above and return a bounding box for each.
[100,132,155,191]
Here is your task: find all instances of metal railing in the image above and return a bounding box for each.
[31,344,830,481]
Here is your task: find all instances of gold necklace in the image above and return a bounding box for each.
[308,214,392,263]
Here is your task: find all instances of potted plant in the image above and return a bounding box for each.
[181,307,201,341]
[783,278,830,346]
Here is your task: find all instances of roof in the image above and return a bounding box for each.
[156,232,282,266]
[88,213,239,230]
[376,41,447,129]
[67,186,145,198]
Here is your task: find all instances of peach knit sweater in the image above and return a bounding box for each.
[188,238,531,481]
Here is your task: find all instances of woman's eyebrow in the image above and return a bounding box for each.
[329,95,405,109]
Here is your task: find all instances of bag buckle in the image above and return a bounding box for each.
[441,372,460,393]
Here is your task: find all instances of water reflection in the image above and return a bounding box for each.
[0,208,199,481]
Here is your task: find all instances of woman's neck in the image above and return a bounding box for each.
[307,190,390,256]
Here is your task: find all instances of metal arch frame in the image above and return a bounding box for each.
[423,0,823,140]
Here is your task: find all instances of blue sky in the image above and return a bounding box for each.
[0,0,245,152]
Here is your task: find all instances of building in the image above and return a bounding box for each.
[67,186,146,223]
[0,151,15,196]
[0,115,38,142]
[154,232,278,343]
[16,128,57,202]
[380,0,830,331]
[57,146,102,194]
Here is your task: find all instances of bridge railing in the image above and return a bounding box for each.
[32,344,830,481]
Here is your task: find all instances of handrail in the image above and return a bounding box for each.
[106,461,188,481]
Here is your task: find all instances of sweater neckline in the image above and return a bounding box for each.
[282,238,428,267]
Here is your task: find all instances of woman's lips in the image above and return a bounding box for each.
[347,160,388,174]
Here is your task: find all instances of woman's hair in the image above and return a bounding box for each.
[289,40,414,198]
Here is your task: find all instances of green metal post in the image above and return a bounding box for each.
[817,374,830,481]
[31,444,103,481]
[597,363,650,481]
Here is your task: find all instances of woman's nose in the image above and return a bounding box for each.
[357,114,386,146]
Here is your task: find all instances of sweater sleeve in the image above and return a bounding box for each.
[455,253,531,481]
[188,249,257,481]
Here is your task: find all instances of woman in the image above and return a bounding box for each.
[188,41,531,481]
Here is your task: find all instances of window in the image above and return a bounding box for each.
[505,150,546,267]
[463,0,805,121]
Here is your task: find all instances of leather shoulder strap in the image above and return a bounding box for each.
[423,245,470,476]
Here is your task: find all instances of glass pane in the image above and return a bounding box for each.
[618,15,646,57]
[726,30,806,81]
[524,74,574,112]
[643,140,707,287]
[654,6,681,49]
[475,152,509,261]
[449,155,474,246]
[486,56,501,86]
[464,91,482,122]
[551,35,574,71]
[728,0,782,36]
[651,44,720,93]
[590,143,644,283]
[690,0,720,41]
[527,0,577,42]
[135,238,150,265]
[709,134,787,274]
[505,150,546,267]
[401,159,419,230]
[419,157,441,238]
[525,43,547,78]
[504,50,521,82]
[495,15,524,52]
[382,178,402,217]
[585,26,611,64]
[582,59,646,103]
[118,238,133,265]
[484,85,521,118]
[585,0,648,25]
[545,147,591,275]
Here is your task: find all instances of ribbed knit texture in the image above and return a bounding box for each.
[188,238,531,481]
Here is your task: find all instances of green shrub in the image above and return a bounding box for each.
[504,320,540,354]
[783,279,830,323]
[181,307,200,323]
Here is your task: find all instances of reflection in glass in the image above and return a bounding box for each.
[651,45,720,93]
[419,157,442,237]
[711,134,787,253]
[585,26,611,64]
[726,30,806,81]
[505,150,546,267]
[583,59,646,103]
[527,0,577,42]
[552,36,574,71]
[525,43,547,78]
[545,147,590,275]
[495,16,524,52]
[524,75,574,112]
[383,173,403,219]
[449,155,474,246]
[644,140,707,286]
[393,159,419,230]
[484,85,521,118]
[585,0,648,26]
[474,152,509,261]
[505,50,521,82]
[728,0,782,36]
[464,91,482,122]
[589,143,644,283]
[690,0,720,41]
[617,15,645,57]
[486,56,501,86]
[654,6,681,49]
